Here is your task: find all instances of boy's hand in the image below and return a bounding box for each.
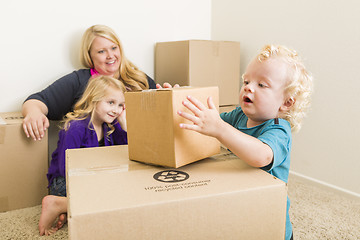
[177,95,222,138]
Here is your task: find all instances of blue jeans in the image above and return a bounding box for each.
[49,176,67,197]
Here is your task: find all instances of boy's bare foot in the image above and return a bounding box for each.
[38,195,67,236]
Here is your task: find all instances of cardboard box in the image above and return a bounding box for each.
[0,112,48,212]
[219,104,238,114]
[125,87,221,168]
[66,145,287,240]
[155,40,240,106]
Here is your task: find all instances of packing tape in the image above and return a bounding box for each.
[0,196,9,212]
[141,91,155,111]
[142,89,158,92]
[68,165,129,177]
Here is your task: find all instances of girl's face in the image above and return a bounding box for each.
[240,57,290,127]
[93,87,125,126]
[90,36,121,77]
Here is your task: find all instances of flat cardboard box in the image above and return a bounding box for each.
[155,40,240,106]
[66,145,287,240]
[0,112,48,212]
[125,87,220,168]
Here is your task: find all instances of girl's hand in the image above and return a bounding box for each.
[117,105,127,132]
[177,95,223,138]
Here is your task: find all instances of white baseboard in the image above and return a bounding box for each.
[289,171,360,200]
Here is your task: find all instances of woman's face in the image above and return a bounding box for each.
[90,36,121,77]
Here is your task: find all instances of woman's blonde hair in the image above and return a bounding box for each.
[63,75,126,138]
[80,24,149,90]
[257,45,313,132]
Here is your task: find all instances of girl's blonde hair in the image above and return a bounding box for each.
[258,45,313,132]
[80,24,149,90]
[63,75,126,138]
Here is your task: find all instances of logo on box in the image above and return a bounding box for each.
[153,170,189,183]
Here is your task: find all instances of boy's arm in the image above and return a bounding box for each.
[178,95,273,168]
[215,122,273,168]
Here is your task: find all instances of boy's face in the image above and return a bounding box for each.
[240,57,290,127]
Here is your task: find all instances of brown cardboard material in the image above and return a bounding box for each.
[0,112,48,212]
[125,87,221,168]
[155,40,240,106]
[219,104,239,114]
[66,145,287,240]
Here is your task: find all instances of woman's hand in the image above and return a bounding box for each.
[22,100,49,141]
[156,82,180,89]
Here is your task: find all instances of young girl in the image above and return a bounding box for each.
[38,75,128,236]
[178,45,313,240]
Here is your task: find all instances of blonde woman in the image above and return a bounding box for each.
[178,45,313,240]
[22,24,155,141]
[38,75,127,236]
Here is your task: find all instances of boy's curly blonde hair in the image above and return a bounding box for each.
[258,45,313,132]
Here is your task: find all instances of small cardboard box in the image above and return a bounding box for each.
[0,112,48,212]
[66,145,287,240]
[125,87,220,168]
[155,40,240,106]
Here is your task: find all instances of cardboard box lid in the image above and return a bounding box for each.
[156,39,240,46]
[0,112,29,145]
[0,112,24,125]
[67,145,285,217]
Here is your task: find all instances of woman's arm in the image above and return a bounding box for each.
[147,75,157,89]
[22,69,91,140]
[22,99,49,141]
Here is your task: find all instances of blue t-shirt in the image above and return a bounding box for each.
[220,106,292,240]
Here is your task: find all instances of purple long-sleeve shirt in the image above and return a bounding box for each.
[47,117,127,186]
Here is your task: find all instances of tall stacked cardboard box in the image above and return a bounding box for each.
[155,40,240,114]
[0,112,48,212]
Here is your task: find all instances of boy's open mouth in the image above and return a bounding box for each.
[243,96,253,103]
